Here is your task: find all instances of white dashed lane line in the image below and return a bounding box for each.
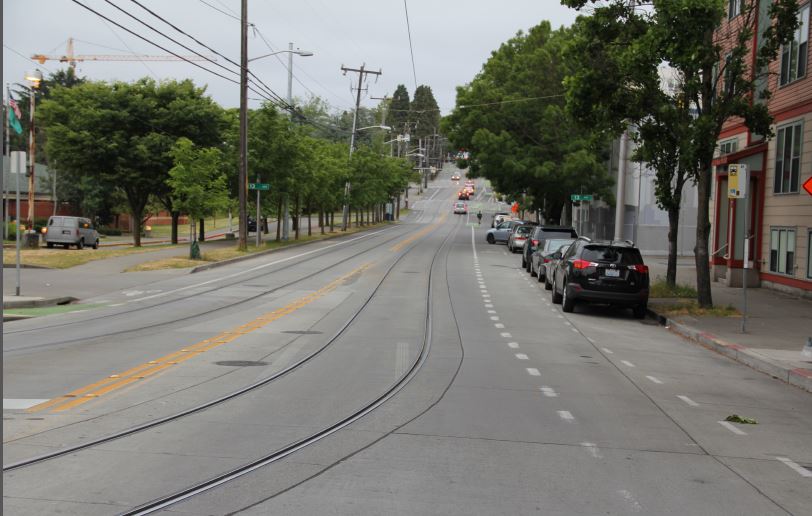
[490,316,500,321]
[620,360,636,368]
[526,367,540,376]
[646,376,664,384]
[718,420,748,436]
[581,442,603,459]
[487,310,497,314]
[515,353,529,360]
[495,323,505,328]
[677,395,699,407]
[485,304,494,308]
[508,342,519,349]
[602,347,614,354]
[500,332,512,338]
[558,410,575,422]
[776,457,812,478]
[540,386,558,397]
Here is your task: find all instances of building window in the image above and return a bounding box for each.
[780,4,809,86]
[774,122,802,194]
[770,228,796,275]
[728,0,743,19]
[719,139,738,155]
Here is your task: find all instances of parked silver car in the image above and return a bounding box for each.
[543,243,572,290]
[486,219,525,244]
[507,225,533,253]
[44,216,100,249]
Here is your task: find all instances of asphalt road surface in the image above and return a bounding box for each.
[3,170,811,515]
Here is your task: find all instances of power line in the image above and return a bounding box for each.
[458,94,565,109]
[3,44,54,73]
[197,0,241,21]
[402,0,418,90]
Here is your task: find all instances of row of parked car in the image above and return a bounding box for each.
[485,217,650,318]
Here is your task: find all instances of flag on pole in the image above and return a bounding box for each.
[7,97,23,135]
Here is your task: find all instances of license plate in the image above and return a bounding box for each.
[604,269,620,277]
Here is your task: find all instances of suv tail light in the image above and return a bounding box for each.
[572,259,597,270]
[531,239,539,247]
[630,264,649,274]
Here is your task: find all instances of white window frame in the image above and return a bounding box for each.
[719,139,738,156]
[774,121,802,194]
[728,0,743,19]
[807,229,812,279]
[770,227,796,276]
[780,3,810,86]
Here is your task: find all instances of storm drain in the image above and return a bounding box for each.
[214,361,268,367]
[282,330,323,335]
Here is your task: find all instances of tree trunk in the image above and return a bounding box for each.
[396,195,400,220]
[307,199,312,236]
[695,165,713,307]
[330,211,334,232]
[171,211,180,244]
[131,209,143,247]
[294,195,300,240]
[320,207,325,235]
[666,206,680,288]
[198,218,205,242]
[276,200,282,242]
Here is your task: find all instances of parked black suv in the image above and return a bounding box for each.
[522,226,578,272]
[550,238,649,318]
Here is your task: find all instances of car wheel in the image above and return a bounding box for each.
[46,242,54,249]
[551,275,563,304]
[562,284,575,313]
[530,262,537,277]
[521,256,526,267]
[487,234,495,244]
[92,239,99,250]
[544,274,552,290]
[537,269,544,282]
[633,304,648,319]
[525,259,532,273]
[77,238,84,250]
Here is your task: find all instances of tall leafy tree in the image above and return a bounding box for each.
[563,0,799,307]
[410,85,440,139]
[40,78,224,246]
[388,84,411,136]
[168,138,229,257]
[443,22,613,222]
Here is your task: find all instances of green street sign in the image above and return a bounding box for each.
[570,194,593,202]
[249,183,270,191]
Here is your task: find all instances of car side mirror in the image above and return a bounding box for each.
[553,252,562,259]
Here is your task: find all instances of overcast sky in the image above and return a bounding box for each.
[4,0,579,115]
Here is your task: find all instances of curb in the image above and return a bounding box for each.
[3,296,77,309]
[648,308,812,393]
[189,223,398,274]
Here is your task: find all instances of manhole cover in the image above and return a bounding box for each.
[214,360,268,367]
[282,330,323,335]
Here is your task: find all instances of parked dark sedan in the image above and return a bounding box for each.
[550,238,649,318]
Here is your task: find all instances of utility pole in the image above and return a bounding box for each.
[282,42,295,241]
[340,63,382,231]
[237,0,248,250]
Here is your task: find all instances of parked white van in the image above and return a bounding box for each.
[44,216,100,249]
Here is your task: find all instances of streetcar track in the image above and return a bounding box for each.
[118,209,463,515]
[2,226,417,355]
[2,226,406,338]
[3,211,460,478]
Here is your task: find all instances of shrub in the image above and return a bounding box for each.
[98,226,123,236]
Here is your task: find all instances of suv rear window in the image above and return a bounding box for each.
[582,245,643,265]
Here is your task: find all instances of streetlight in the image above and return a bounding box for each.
[24,69,42,240]
[238,36,313,249]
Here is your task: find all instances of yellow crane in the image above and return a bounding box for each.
[32,38,214,69]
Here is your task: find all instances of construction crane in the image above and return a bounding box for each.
[31,38,214,69]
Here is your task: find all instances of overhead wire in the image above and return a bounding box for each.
[402,0,418,90]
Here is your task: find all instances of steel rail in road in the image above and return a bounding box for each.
[3,211,461,480]
[118,214,463,516]
[2,224,414,354]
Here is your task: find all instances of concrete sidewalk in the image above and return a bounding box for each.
[646,255,812,392]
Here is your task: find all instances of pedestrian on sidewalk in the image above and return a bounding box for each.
[476,211,482,226]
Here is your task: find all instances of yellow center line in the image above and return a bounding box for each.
[390,214,448,253]
[32,263,372,414]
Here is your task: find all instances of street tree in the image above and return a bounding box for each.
[562,0,799,307]
[388,84,411,138]
[40,78,224,246]
[168,138,229,258]
[443,22,614,223]
[410,85,440,139]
